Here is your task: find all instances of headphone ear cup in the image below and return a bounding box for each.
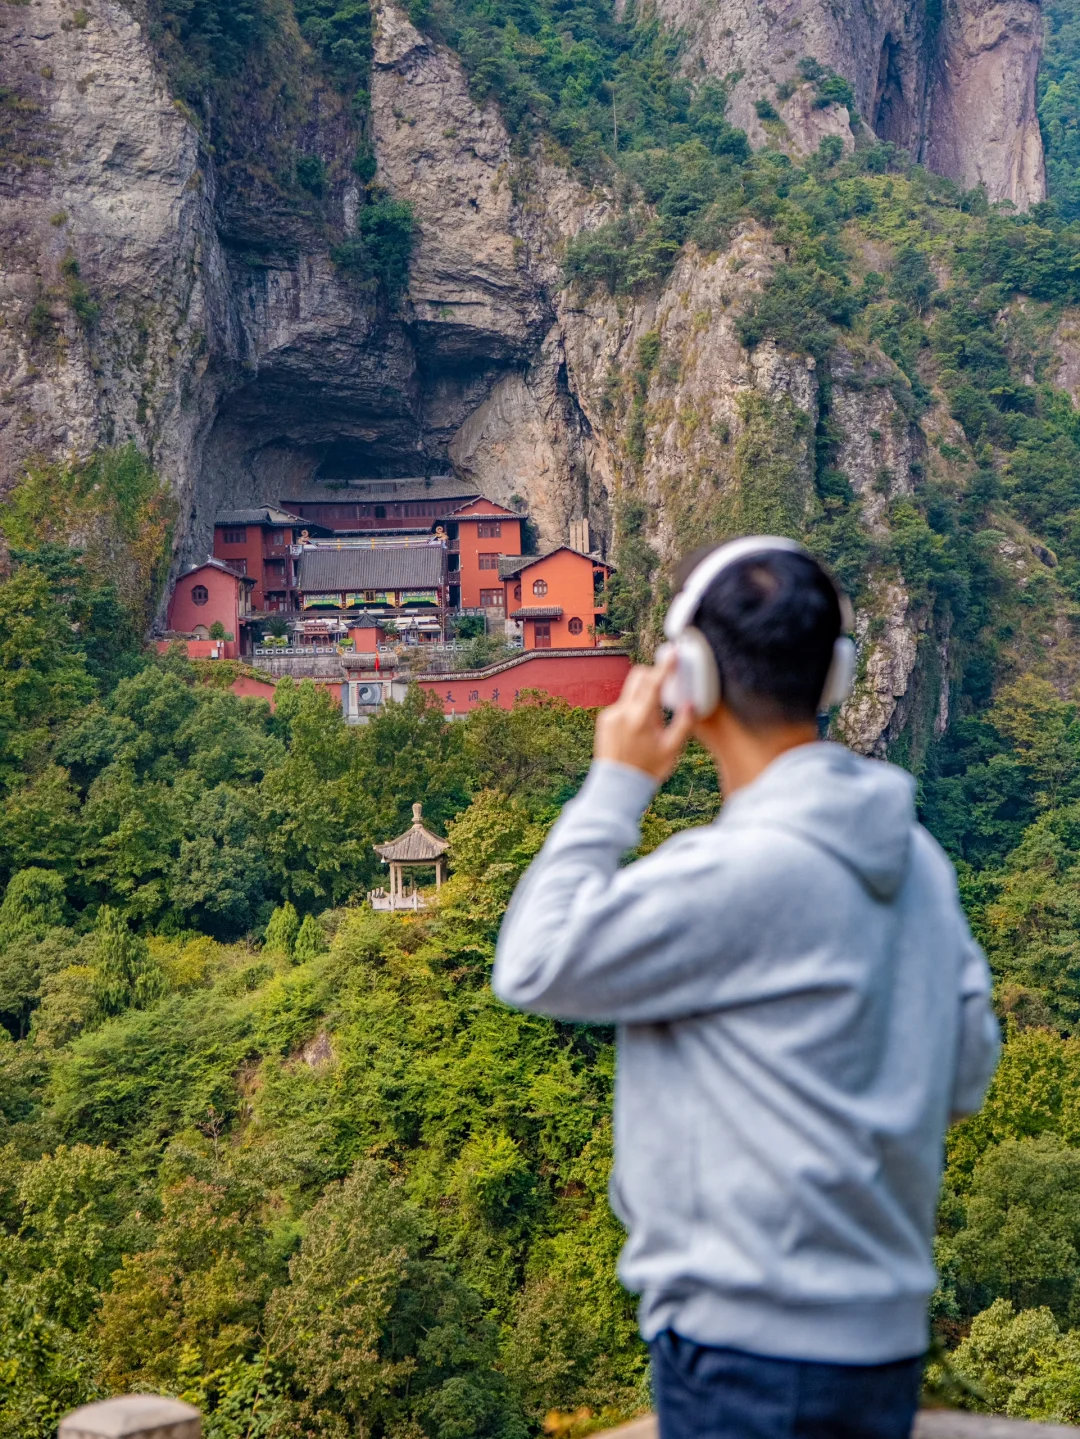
[656,642,683,711]
[820,636,856,711]
[678,627,721,717]
[657,632,719,715]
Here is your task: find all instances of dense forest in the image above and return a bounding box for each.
[9,0,1080,1431]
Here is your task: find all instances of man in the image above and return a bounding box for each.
[492,538,1000,1439]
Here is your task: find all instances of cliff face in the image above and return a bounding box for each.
[367,5,941,753]
[0,0,1061,756]
[647,0,1045,208]
[0,0,224,514]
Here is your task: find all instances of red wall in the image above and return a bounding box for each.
[507,550,606,649]
[229,675,343,709]
[418,650,630,713]
[454,502,522,610]
[348,624,384,653]
[167,566,244,657]
[226,653,629,715]
[156,638,235,660]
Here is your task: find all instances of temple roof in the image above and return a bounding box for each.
[509,605,564,619]
[297,544,446,593]
[215,506,307,527]
[181,558,256,585]
[374,803,449,862]
[283,475,478,505]
[498,545,611,580]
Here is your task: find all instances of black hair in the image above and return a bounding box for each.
[689,548,844,724]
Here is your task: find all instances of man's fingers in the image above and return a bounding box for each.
[621,662,666,713]
[620,664,656,703]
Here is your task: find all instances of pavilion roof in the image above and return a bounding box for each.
[373,803,449,862]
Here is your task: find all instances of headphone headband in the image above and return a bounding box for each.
[664,535,854,638]
[658,535,857,717]
[665,536,806,639]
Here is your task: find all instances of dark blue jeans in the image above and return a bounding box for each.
[650,1331,923,1439]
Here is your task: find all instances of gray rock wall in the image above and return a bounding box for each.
[643,0,1045,209]
[0,0,1052,754]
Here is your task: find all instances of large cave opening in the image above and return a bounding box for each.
[872,35,914,147]
[183,280,522,568]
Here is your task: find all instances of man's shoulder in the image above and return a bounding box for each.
[645,811,826,875]
[909,821,961,884]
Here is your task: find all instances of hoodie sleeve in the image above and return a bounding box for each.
[492,760,738,1024]
[951,937,1001,1120]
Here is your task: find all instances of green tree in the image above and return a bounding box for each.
[292,914,326,963]
[988,677,1080,812]
[1,1144,127,1329]
[0,570,94,792]
[264,903,300,958]
[266,1159,520,1439]
[0,870,67,947]
[979,805,1080,1029]
[95,1175,273,1393]
[258,682,376,906]
[948,1136,1080,1322]
[946,1299,1080,1421]
[92,907,164,1018]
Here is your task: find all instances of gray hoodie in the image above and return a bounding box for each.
[492,743,1000,1364]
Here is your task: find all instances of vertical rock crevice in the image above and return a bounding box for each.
[644,0,1045,209]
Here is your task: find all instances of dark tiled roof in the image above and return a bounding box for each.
[183,558,256,584]
[498,546,611,580]
[215,506,306,527]
[450,498,525,518]
[373,804,449,861]
[283,476,479,506]
[509,605,564,619]
[297,544,446,593]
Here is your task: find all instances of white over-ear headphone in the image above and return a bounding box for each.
[656,535,857,718]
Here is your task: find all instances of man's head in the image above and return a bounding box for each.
[679,545,845,728]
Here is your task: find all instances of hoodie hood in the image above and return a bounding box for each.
[721,742,916,901]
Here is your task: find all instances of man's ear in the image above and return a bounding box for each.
[691,698,728,746]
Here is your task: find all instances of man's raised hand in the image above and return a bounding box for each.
[594,658,695,783]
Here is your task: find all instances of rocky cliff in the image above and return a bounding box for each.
[648,0,1046,209]
[0,0,1066,757]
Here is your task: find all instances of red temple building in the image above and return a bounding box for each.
[165,559,255,658]
[164,469,626,713]
[280,476,479,534]
[500,547,611,649]
[448,497,524,613]
[213,506,331,612]
[294,541,448,641]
